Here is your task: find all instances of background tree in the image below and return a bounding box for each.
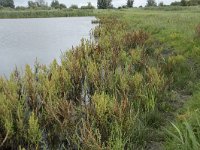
[51,0,66,9]
[28,1,38,8]
[146,0,157,7]
[69,4,78,9]
[59,3,66,9]
[51,0,60,9]
[158,1,164,6]
[170,1,181,6]
[0,0,15,8]
[127,0,134,8]
[171,0,200,6]
[97,0,112,9]
[36,0,45,7]
[181,0,188,6]
[188,0,200,5]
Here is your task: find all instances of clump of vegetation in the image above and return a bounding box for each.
[124,30,149,48]
[91,19,100,24]
[0,15,174,149]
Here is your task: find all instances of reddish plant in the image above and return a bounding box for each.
[195,24,200,38]
[124,30,149,48]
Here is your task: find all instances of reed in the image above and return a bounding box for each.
[0,9,95,18]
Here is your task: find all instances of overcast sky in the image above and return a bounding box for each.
[15,0,179,7]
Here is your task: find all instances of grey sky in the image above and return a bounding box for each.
[15,0,179,7]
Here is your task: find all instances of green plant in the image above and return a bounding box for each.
[165,90,200,149]
[166,118,200,150]
[27,112,42,147]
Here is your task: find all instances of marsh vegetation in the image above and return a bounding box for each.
[0,5,200,150]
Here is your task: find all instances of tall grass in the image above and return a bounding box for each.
[0,9,95,18]
[143,6,200,12]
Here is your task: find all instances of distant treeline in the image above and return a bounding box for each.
[171,0,200,6]
[0,0,96,10]
[0,0,14,8]
[0,0,161,10]
[1,0,200,12]
[144,0,200,7]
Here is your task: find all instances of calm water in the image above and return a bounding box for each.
[0,17,96,77]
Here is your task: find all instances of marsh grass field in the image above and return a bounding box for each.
[0,7,200,149]
[0,8,95,18]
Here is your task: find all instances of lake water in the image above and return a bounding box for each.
[0,17,96,77]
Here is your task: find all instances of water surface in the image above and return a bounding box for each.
[0,17,96,76]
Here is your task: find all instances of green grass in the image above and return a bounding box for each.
[165,91,200,150]
[117,8,200,52]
